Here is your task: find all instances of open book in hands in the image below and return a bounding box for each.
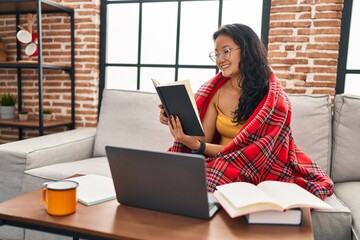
[152,78,204,136]
[214,181,333,220]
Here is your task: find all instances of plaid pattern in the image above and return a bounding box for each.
[170,72,334,200]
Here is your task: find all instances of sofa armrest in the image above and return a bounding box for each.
[312,194,352,240]
[0,127,96,202]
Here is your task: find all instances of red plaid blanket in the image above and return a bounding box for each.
[170,72,334,200]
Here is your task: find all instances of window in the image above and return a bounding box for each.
[337,0,360,95]
[100,0,270,99]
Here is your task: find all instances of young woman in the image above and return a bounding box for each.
[159,23,334,200]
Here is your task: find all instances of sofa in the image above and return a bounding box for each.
[0,89,359,240]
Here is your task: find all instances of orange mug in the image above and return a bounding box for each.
[42,180,79,216]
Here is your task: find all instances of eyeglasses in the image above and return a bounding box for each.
[208,48,240,62]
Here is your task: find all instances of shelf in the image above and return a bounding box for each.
[0,61,71,71]
[0,0,73,15]
[0,0,75,140]
[0,118,72,129]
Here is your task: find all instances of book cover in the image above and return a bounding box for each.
[152,78,204,136]
[213,181,333,219]
[68,174,116,206]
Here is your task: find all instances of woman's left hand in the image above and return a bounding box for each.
[169,115,200,150]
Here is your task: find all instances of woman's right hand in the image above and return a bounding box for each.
[158,104,169,125]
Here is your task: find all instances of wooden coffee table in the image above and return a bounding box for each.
[0,188,314,240]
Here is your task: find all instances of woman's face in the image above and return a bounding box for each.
[213,35,241,79]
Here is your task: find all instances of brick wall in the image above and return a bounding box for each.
[268,0,343,95]
[0,0,344,143]
[0,0,100,143]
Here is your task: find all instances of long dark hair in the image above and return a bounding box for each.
[213,23,271,124]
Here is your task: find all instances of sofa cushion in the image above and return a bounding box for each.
[93,89,174,157]
[24,157,110,181]
[332,94,360,182]
[335,182,360,240]
[289,94,332,174]
[0,127,96,204]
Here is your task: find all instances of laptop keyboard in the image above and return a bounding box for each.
[209,202,217,211]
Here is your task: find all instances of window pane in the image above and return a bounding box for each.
[141,2,178,64]
[104,0,266,93]
[346,0,360,69]
[106,67,137,90]
[345,74,360,96]
[107,4,139,63]
[179,1,219,65]
[140,67,175,92]
[178,68,217,93]
[222,0,263,37]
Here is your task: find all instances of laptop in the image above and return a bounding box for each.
[105,146,220,220]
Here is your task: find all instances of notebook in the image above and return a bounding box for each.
[105,146,220,220]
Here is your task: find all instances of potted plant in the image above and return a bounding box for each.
[0,92,17,119]
[43,109,52,121]
[18,111,29,121]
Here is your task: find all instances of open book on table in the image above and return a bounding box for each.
[152,78,204,136]
[214,181,333,224]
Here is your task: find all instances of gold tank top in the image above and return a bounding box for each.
[215,90,242,145]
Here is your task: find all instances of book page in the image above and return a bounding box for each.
[151,78,160,87]
[181,80,202,131]
[216,182,282,210]
[257,181,333,210]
